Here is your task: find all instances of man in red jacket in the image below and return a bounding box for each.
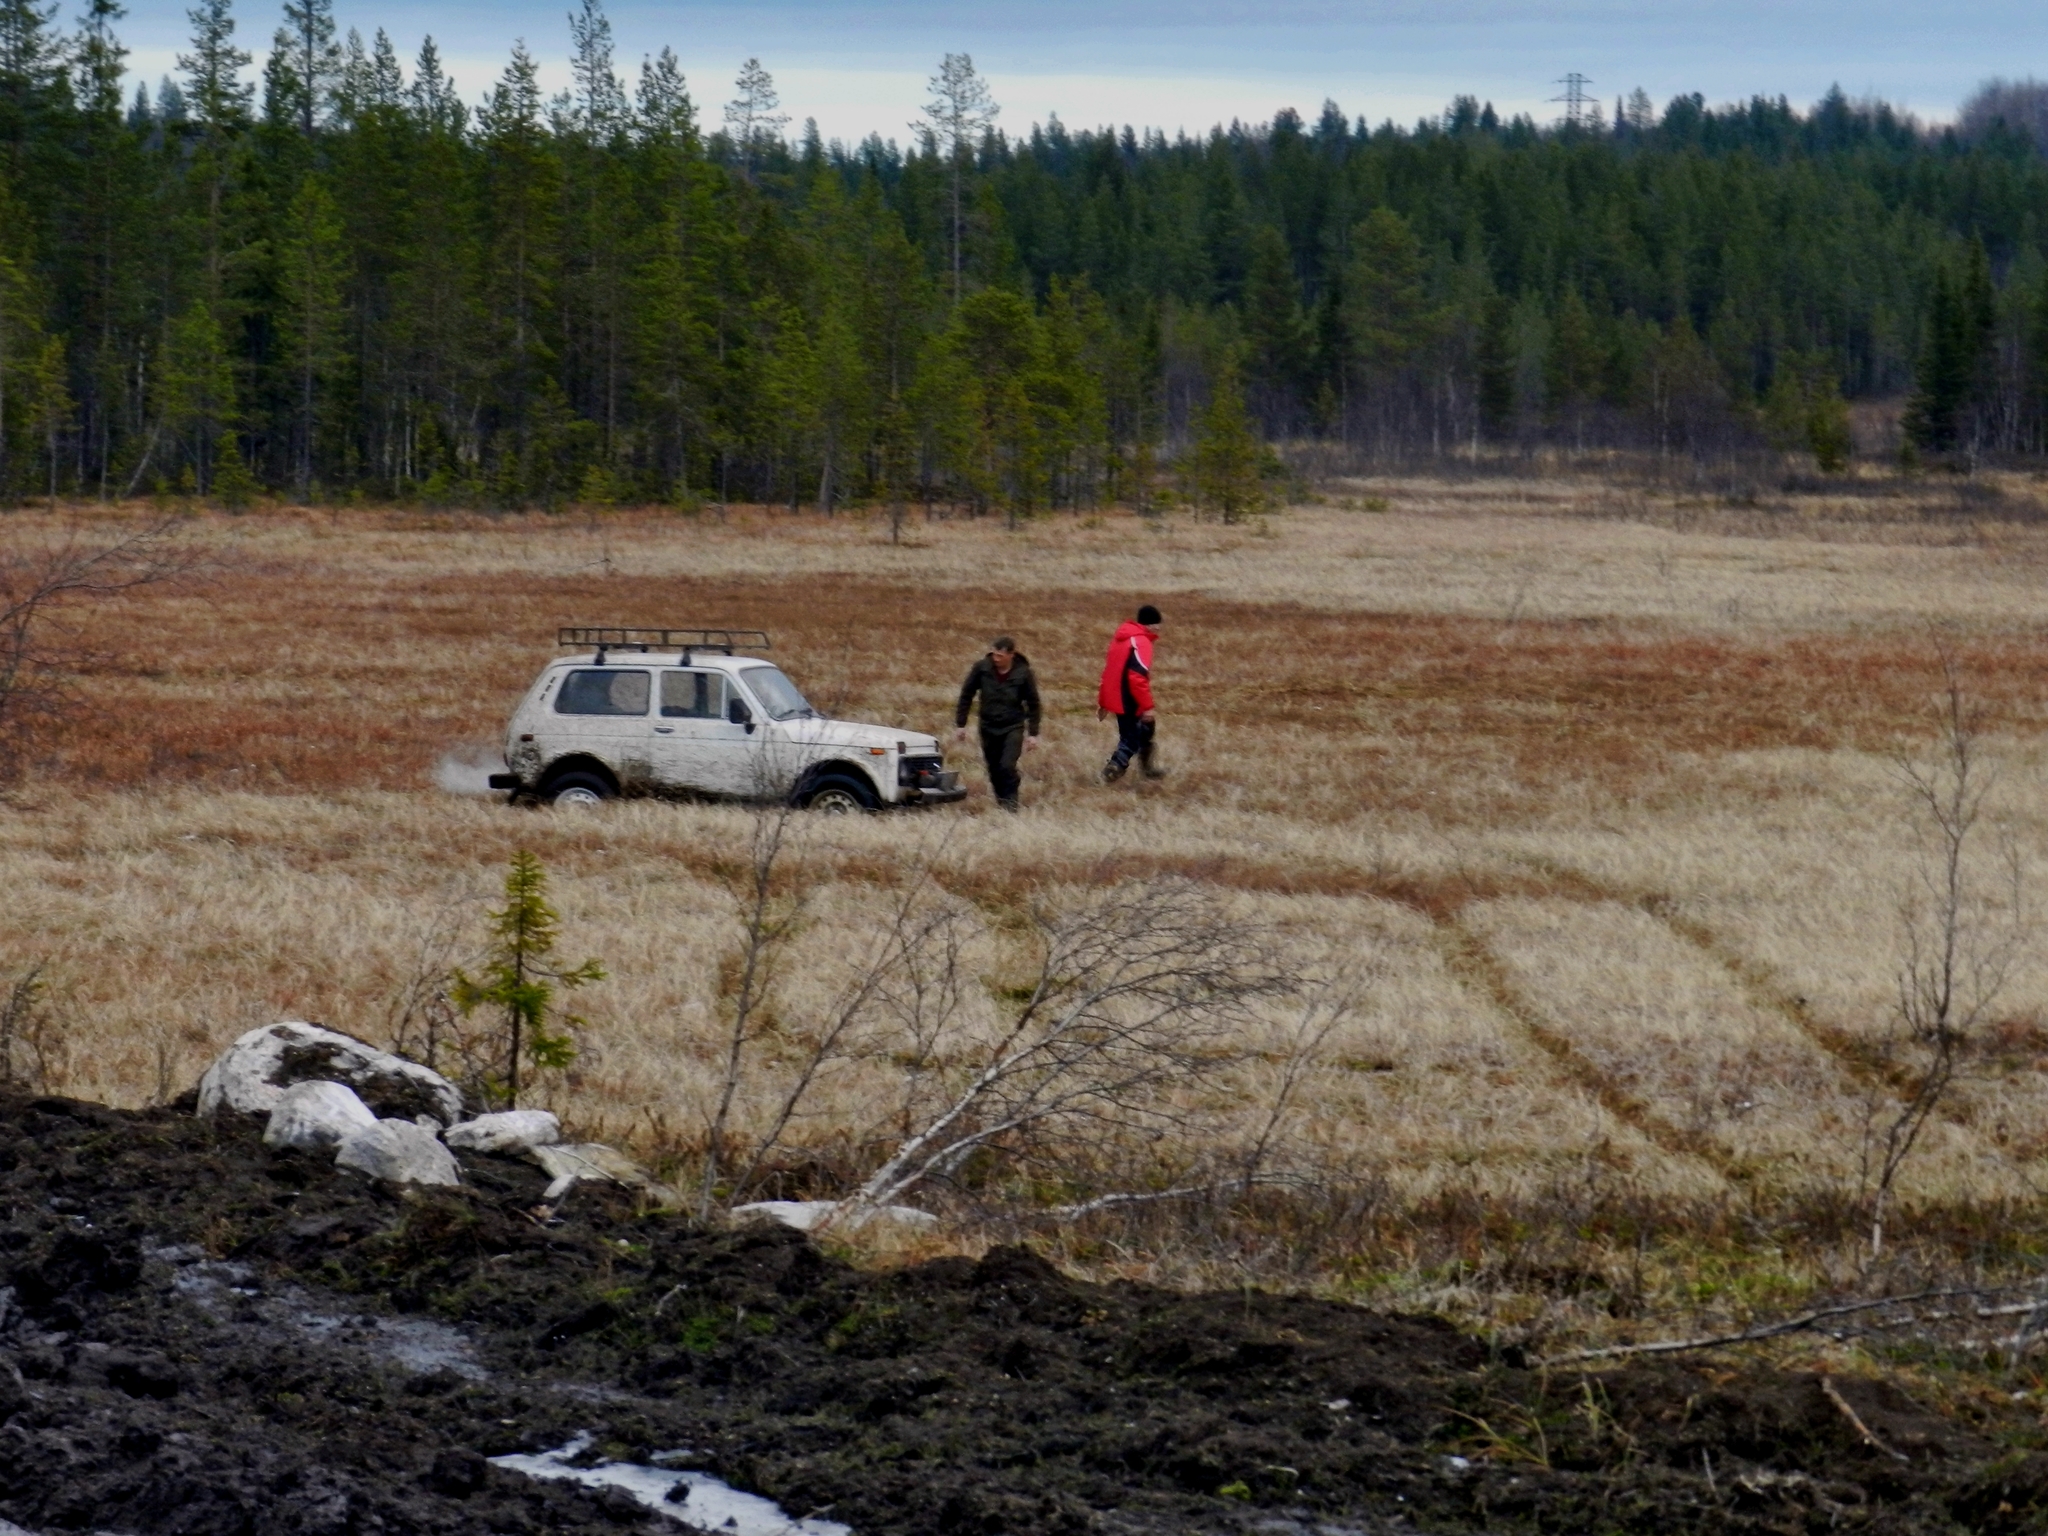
[1097,604,1165,783]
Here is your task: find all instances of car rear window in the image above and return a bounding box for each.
[555,669,651,716]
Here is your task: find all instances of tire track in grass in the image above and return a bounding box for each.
[1430,907,1735,1185]
[1502,851,1899,1096]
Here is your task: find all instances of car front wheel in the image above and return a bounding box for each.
[801,774,877,814]
[546,771,615,809]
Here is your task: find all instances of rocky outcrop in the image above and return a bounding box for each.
[445,1109,561,1154]
[335,1119,462,1187]
[197,1022,465,1125]
[262,1081,378,1153]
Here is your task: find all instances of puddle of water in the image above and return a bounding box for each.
[490,1434,851,1535]
[171,1261,486,1381]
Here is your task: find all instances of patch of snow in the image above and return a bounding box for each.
[490,1434,851,1535]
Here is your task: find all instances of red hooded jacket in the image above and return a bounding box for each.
[1097,620,1156,715]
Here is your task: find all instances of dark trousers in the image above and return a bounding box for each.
[1109,712,1156,772]
[980,726,1026,808]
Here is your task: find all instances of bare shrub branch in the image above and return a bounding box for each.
[831,877,1290,1223]
[1859,644,2022,1257]
[698,799,810,1218]
[0,518,201,780]
[0,963,50,1088]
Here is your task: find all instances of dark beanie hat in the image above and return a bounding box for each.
[1136,604,1162,625]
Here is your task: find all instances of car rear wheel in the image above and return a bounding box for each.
[547,771,614,809]
[801,774,877,814]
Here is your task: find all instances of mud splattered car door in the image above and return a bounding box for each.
[652,669,764,797]
[548,668,656,784]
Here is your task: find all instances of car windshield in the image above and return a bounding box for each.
[742,666,816,721]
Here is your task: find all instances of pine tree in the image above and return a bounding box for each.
[178,0,252,135]
[270,0,339,135]
[1477,294,1516,441]
[1189,362,1272,524]
[451,850,604,1109]
[1242,224,1306,428]
[277,172,347,495]
[479,41,563,497]
[921,53,997,303]
[723,57,784,182]
[567,0,625,137]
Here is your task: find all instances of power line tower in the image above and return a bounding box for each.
[1550,72,1594,129]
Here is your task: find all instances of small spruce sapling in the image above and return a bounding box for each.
[452,850,604,1108]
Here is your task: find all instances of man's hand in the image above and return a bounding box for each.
[1024,735,1039,753]
[954,726,968,743]
[1140,710,1155,724]
[1095,706,1107,722]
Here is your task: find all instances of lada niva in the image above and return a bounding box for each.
[487,628,965,812]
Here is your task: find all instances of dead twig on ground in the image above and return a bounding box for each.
[1819,1376,1909,1463]
[1538,1286,2021,1365]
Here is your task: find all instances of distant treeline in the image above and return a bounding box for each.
[3,0,2048,508]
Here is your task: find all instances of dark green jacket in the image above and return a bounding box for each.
[956,654,1042,735]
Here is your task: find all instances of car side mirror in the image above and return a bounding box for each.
[728,698,754,733]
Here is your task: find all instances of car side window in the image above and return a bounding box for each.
[555,669,651,716]
[659,670,725,719]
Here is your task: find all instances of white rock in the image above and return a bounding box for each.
[445,1110,561,1154]
[262,1080,377,1152]
[528,1142,681,1208]
[731,1199,937,1234]
[335,1119,462,1187]
[196,1021,464,1126]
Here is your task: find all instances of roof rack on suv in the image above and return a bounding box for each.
[557,626,772,663]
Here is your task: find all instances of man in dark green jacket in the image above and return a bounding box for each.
[954,636,1041,811]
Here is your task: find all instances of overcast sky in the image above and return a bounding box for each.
[110,0,2046,142]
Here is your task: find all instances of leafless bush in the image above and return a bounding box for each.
[834,878,1293,1222]
[383,890,494,1099]
[1858,648,2022,1258]
[684,802,1356,1231]
[0,963,62,1091]
[0,518,200,779]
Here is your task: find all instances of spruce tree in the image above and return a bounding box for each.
[452,850,604,1109]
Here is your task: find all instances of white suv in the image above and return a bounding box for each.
[487,628,965,812]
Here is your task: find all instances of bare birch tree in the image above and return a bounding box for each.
[1859,648,2022,1258]
[831,878,1287,1223]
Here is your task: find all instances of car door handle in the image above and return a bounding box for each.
[654,726,674,734]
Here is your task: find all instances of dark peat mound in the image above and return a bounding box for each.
[2,1091,2045,1535]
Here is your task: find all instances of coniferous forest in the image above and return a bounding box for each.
[4,0,2048,509]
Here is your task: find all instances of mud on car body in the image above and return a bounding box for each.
[488,627,965,812]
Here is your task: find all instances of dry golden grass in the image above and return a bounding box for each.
[13,476,2048,1309]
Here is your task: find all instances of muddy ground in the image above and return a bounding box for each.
[2,1093,2046,1535]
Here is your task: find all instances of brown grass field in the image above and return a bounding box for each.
[15,474,2048,1344]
